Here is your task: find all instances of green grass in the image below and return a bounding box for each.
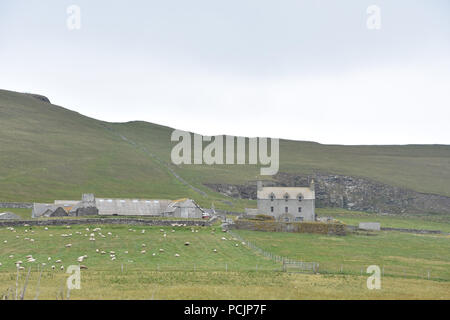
[0,224,449,299]
[1,89,450,210]
[1,270,449,300]
[317,208,450,233]
[0,225,278,273]
[233,229,450,280]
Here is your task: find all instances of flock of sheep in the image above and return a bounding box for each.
[0,224,246,272]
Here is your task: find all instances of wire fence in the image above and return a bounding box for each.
[228,230,319,274]
[227,230,449,281]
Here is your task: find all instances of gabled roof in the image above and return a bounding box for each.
[257,187,315,200]
[32,203,65,218]
[167,199,205,212]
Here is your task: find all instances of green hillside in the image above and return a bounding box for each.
[0,89,449,209]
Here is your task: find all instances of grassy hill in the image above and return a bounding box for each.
[1,89,449,211]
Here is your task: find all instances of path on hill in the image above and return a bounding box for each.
[102,125,208,198]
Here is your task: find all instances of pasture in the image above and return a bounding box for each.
[0,223,449,299]
[316,208,450,233]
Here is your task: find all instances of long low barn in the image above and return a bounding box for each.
[32,194,206,219]
[95,199,172,216]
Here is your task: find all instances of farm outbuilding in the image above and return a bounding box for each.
[95,198,172,216]
[32,194,207,218]
[70,193,99,216]
[32,203,68,218]
[164,199,204,219]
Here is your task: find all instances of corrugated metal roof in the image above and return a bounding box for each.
[95,198,172,216]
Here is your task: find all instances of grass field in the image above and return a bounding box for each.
[1,270,449,300]
[316,208,450,233]
[0,223,449,299]
[1,89,450,210]
[233,229,450,281]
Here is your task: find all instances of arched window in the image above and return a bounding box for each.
[284,193,290,201]
[297,193,303,202]
[269,193,275,201]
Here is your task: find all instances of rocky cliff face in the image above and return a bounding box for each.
[205,172,450,214]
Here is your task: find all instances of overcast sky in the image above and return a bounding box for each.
[0,0,449,144]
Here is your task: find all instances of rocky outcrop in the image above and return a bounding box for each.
[204,172,450,215]
[24,93,51,103]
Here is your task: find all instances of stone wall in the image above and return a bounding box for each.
[0,202,32,209]
[230,219,347,235]
[0,218,211,228]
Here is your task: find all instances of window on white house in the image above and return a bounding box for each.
[298,207,302,212]
[285,207,288,213]
[271,206,274,212]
